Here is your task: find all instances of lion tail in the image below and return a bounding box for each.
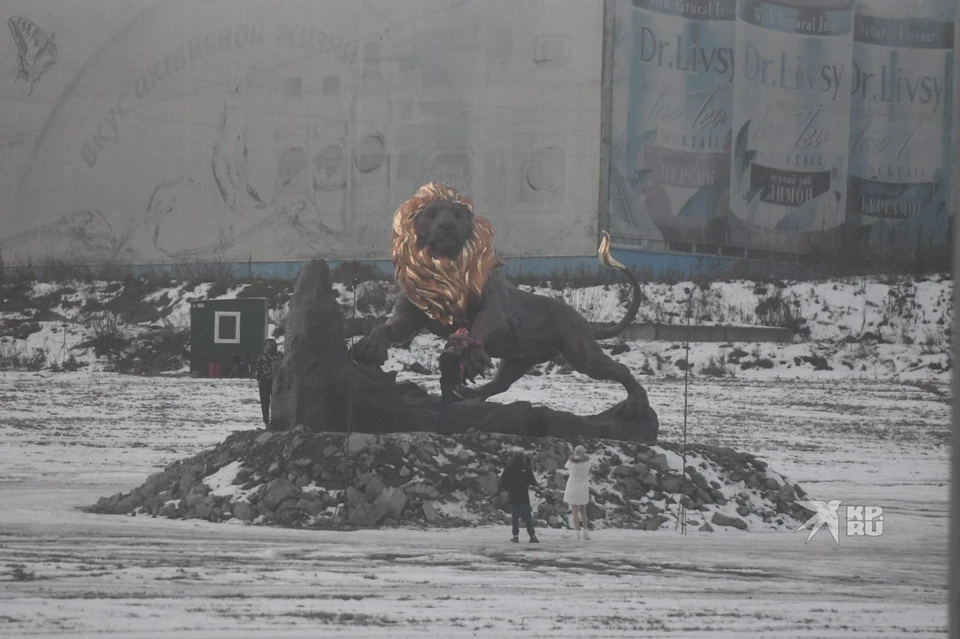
[592,231,642,341]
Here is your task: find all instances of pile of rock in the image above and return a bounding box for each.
[86,427,811,532]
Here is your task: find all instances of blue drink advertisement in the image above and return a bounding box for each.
[730,0,855,253]
[847,0,954,259]
[613,0,736,246]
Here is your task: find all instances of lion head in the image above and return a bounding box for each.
[391,182,498,326]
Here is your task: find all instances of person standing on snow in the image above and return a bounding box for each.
[255,338,282,427]
[564,445,592,540]
[499,451,540,544]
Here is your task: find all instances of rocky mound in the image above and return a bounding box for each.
[86,427,811,532]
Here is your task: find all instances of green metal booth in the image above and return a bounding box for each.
[189,298,269,378]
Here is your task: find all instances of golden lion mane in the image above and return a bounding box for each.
[391,182,498,326]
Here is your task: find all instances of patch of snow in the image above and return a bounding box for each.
[204,460,244,497]
[162,283,211,328]
[29,282,61,298]
[434,500,481,524]
[653,447,685,472]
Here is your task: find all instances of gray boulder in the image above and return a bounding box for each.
[647,454,670,473]
[348,501,380,526]
[296,494,326,517]
[473,473,500,497]
[659,474,682,493]
[619,477,646,501]
[374,487,408,520]
[406,481,440,499]
[365,476,386,499]
[348,433,376,454]
[422,502,439,524]
[711,512,748,530]
[263,478,299,510]
[586,501,605,521]
[346,486,364,509]
[232,501,256,521]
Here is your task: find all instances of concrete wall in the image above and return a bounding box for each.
[3,0,951,274]
[0,0,603,266]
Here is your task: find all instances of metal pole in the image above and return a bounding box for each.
[681,291,691,534]
[338,267,359,525]
[596,0,615,243]
[351,271,359,348]
[676,288,692,534]
[950,2,960,633]
[347,269,359,435]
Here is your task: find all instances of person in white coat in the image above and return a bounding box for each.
[563,445,592,540]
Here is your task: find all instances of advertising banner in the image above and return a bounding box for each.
[609,0,954,263]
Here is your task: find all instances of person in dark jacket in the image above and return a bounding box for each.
[255,338,282,427]
[499,451,540,543]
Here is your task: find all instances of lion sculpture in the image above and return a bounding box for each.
[350,182,653,421]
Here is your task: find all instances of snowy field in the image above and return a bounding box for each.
[1,274,953,382]
[0,365,950,637]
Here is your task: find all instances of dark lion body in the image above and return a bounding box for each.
[351,188,653,421]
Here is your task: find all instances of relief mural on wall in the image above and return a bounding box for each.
[1,0,602,266]
[0,18,55,156]
[123,53,365,261]
[8,16,58,96]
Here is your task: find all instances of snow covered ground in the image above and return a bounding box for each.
[1,273,953,382]
[0,363,949,637]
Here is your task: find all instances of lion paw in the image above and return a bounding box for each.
[350,329,389,366]
[459,341,493,383]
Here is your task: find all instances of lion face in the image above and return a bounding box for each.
[391,182,497,326]
[413,200,475,260]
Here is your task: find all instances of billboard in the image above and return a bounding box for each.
[0,0,604,265]
[608,0,738,252]
[608,0,955,262]
[845,0,955,262]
